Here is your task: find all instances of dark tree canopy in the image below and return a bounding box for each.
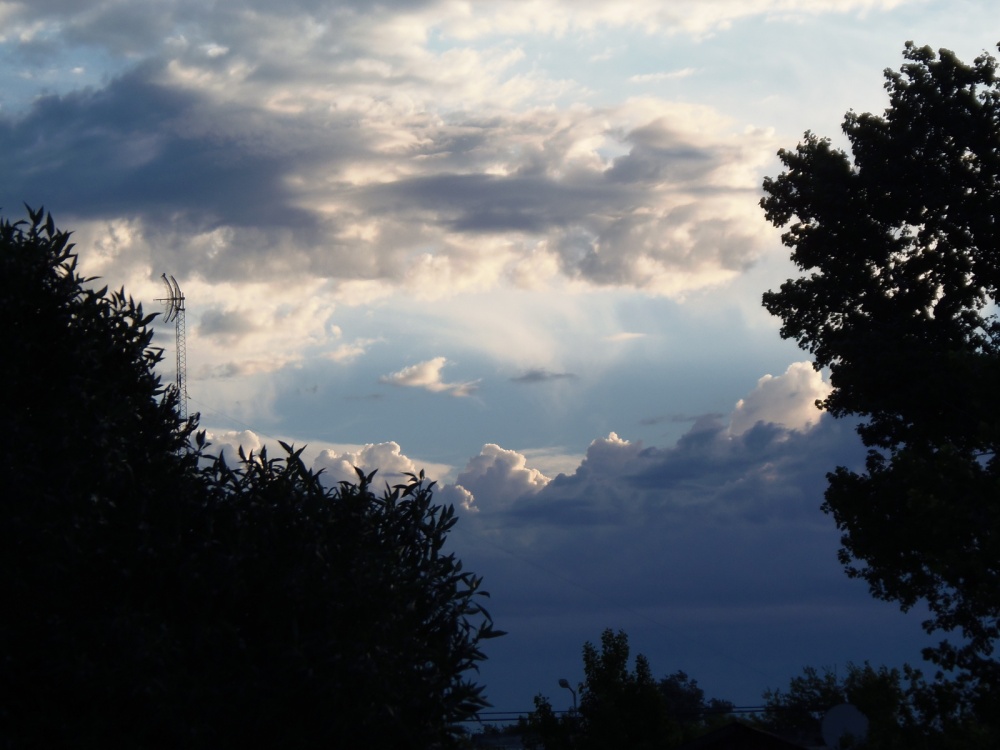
[185,453,503,748]
[659,670,734,726]
[522,629,732,750]
[761,42,1000,702]
[755,662,998,750]
[1,208,500,748]
[2,206,205,743]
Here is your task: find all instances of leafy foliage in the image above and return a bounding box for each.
[659,670,734,728]
[0,207,501,748]
[761,42,1000,704]
[577,629,675,749]
[193,451,504,747]
[755,662,997,749]
[522,629,732,750]
[1,205,205,744]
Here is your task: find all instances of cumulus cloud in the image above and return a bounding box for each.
[379,357,479,396]
[204,428,265,460]
[312,441,424,485]
[448,416,869,644]
[452,364,840,523]
[0,0,784,302]
[448,444,551,511]
[199,431,453,498]
[729,361,832,436]
[448,415,834,522]
[447,400,914,717]
[447,388,871,653]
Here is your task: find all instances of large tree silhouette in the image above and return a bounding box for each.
[1,207,500,748]
[761,42,1000,714]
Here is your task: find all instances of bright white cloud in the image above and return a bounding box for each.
[312,441,425,484]
[324,337,380,363]
[379,357,479,396]
[449,443,551,510]
[729,361,832,435]
[204,428,265,461]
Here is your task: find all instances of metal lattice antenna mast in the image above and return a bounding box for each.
[157,274,188,421]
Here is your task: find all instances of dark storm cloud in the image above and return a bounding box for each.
[447,413,930,716]
[446,414,873,662]
[0,66,318,229]
[448,408,869,622]
[507,417,863,526]
[360,172,622,233]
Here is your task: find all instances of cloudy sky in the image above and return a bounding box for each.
[4,0,997,715]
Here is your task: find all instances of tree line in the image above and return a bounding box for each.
[515,628,995,749]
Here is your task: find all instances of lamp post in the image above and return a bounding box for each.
[558,678,577,712]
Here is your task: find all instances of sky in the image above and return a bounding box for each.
[3,0,998,718]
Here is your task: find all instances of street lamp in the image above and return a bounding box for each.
[558,678,577,712]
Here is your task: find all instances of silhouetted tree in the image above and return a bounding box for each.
[659,670,734,734]
[523,630,732,749]
[577,629,676,749]
[761,42,1000,715]
[1,206,206,745]
[191,451,504,748]
[522,694,579,750]
[754,662,995,749]
[0,207,501,748]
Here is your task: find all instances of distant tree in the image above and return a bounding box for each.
[659,670,734,733]
[576,629,677,749]
[760,42,1000,711]
[0,207,502,748]
[756,663,912,748]
[522,694,579,750]
[523,630,732,750]
[755,661,999,749]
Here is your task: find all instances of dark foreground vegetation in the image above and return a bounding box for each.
[0,207,502,748]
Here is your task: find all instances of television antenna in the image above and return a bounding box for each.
[157,273,188,420]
